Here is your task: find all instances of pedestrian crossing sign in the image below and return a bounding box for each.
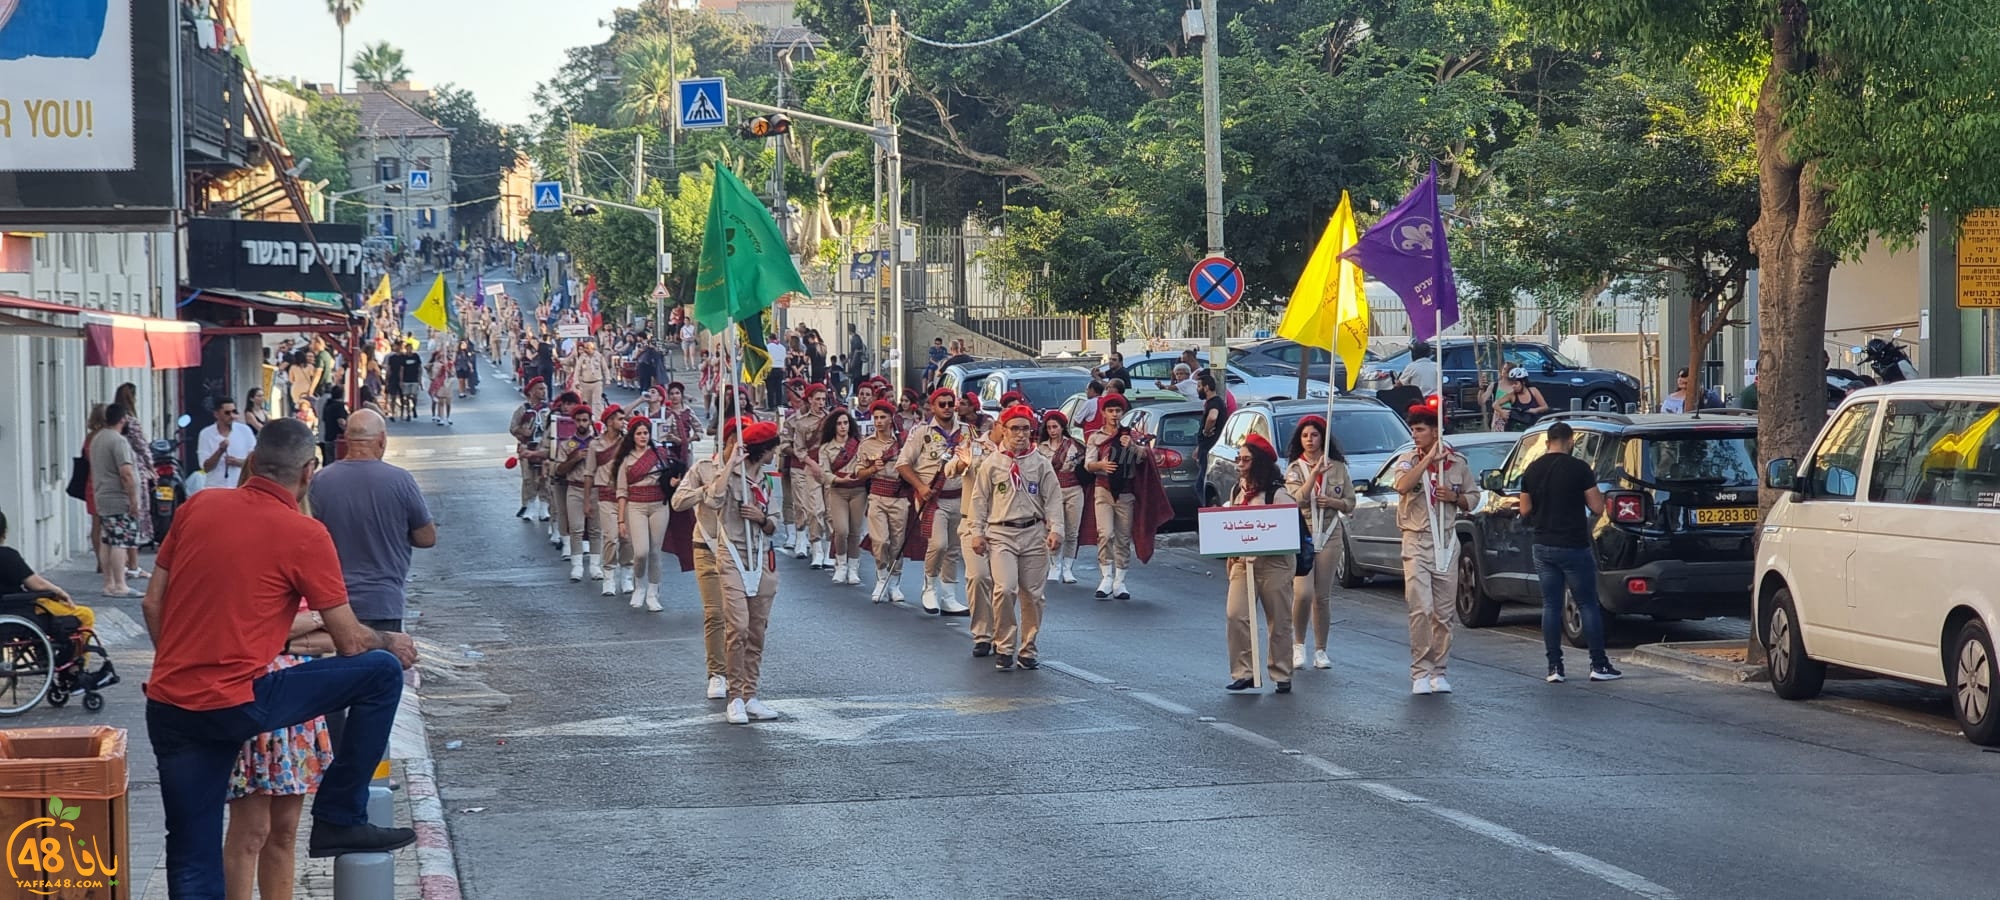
[532,181,564,212]
[408,170,432,192]
[677,78,728,131]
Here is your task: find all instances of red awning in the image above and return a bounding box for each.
[0,294,202,370]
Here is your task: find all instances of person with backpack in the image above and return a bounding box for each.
[1222,432,1297,693]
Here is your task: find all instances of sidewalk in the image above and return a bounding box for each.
[25,551,461,900]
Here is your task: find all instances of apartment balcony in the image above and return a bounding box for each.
[182,26,252,170]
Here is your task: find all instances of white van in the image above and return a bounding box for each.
[1756,378,2000,744]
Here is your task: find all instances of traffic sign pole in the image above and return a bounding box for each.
[1198,0,1232,422]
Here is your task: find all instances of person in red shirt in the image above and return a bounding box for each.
[140,418,419,899]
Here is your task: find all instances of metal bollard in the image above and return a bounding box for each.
[367,785,394,827]
[333,853,395,900]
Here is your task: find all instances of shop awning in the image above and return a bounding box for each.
[0,294,201,369]
[180,287,355,335]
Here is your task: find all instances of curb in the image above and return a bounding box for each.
[1624,640,1769,684]
[391,677,464,900]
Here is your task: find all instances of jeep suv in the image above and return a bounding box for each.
[1360,339,1641,428]
[1458,410,1759,645]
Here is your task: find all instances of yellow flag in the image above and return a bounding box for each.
[1275,191,1368,390]
[411,274,449,331]
[364,274,392,308]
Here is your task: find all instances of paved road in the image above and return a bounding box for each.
[394,367,1997,899]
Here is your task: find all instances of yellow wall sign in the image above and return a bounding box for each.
[1959,208,2000,308]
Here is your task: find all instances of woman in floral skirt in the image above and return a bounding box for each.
[221,603,336,900]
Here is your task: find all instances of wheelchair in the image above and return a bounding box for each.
[0,591,118,717]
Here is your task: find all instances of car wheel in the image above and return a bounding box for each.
[1561,589,1587,649]
[1453,544,1499,628]
[1334,527,1364,588]
[1950,619,2000,745]
[1584,390,1622,412]
[1765,588,1826,701]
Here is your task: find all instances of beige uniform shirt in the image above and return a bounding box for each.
[552,426,595,485]
[898,419,972,494]
[675,456,774,556]
[857,432,903,492]
[785,409,827,467]
[1286,455,1354,541]
[819,438,871,487]
[967,448,1066,542]
[1390,447,1477,533]
[571,351,607,384]
[589,434,622,492]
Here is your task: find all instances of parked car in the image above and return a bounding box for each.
[1334,431,1525,586]
[1756,379,2000,744]
[1359,339,1641,428]
[940,358,1040,399]
[1055,388,1187,440]
[1448,410,1759,645]
[1121,400,1208,520]
[1120,351,1333,402]
[1201,398,1414,509]
[1236,338,1379,386]
[978,367,1092,413]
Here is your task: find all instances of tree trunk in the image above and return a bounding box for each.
[338,27,347,93]
[1745,1,1840,665]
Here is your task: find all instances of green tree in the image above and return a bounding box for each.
[327,0,364,92]
[419,86,519,231]
[613,34,696,130]
[1519,0,2000,493]
[350,41,411,88]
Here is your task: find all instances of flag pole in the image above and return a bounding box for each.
[1431,306,1450,574]
[729,321,763,594]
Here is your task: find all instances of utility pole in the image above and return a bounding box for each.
[633,132,645,203]
[866,14,906,395]
[772,49,792,334]
[666,4,679,178]
[1199,0,1229,380]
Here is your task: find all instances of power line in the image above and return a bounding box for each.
[902,0,1083,49]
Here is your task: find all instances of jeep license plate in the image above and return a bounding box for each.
[1694,506,1758,525]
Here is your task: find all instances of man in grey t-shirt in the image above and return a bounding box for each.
[309,410,435,630]
[90,403,143,597]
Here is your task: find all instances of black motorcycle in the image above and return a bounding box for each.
[1858,328,1920,383]
[148,413,192,545]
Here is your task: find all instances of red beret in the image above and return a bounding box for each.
[998,405,1038,428]
[928,387,956,405]
[1041,409,1069,428]
[504,456,519,469]
[525,377,546,391]
[742,421,781,444]
[569,403,593,418]
[1242,432,1277,460]
[962,391,980,404]
[600,404,624,424]
[903,387,921,402]
[1000,390,1026,406]
[1100,393,1130,412]
[806,383,829,397]
[666,381,686,394]
[723,415,757,440]
[1297,414,1326,434]
[869,399,898,418]
[555,390,581,406]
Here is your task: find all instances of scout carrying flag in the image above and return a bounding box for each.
[693,164,809,385]
[365,273,392,308]
[411,273,462,334]
[1275,190,1368,391]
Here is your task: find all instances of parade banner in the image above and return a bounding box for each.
[1196,503,1301,558]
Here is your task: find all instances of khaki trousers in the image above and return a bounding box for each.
[866,496,910,574]
[828,486,866,559]
[551,481,572,538]
[963,517,995,641]
[564,481,596,546]
[690,548,731,677]
[924,497,962,583]
[1292,538,1339,652]
[1057,485,1084,561]
[519,464,546,507]
[1092,488,1134,569]
[595,497,628,565]
[782,470,803,528]
[577,381,604,413]
[1400,530,1457,679]
[989,523,1051,659]
[626,501,669,585]
[1226,555,1296,683]
[796,471,828,542]
[716,544,777,700]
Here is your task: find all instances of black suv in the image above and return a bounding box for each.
[1457,410,1759,645]
[1361,339,1641,427]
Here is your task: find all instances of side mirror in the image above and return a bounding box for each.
[176,413,192,428]
[1353,477,1372,494]
[1892,327,1905,338]
[1764,458,1799,491]
[1541,360,1556,374]
[1480,468,1504,492]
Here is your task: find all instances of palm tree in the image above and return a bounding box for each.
[350,41,411,90]
[612,35,695,128]
[327,0,364,92]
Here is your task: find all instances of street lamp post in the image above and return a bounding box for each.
[566,193,668,333]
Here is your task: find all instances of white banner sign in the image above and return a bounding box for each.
[555,322,590,338]
[0,0,135,171]
[1197,503,1301,558]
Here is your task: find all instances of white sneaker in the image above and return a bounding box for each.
[870,575,890,604]
[706,675,728,700]
[920,577,940,613]
[1060,559,1077,584]
[1412,677,1434,696]
[1046,565,1059,583]
[1293,643,1306,670]
[587,554,604,580]
[938,580,968,615]
[1112,568,1131,600]
[889,579,906,604]
[1095,570,1114,599]
[569,555,585,582]
[844,564,862,586]
[619,566,635,594]
[1313,649,1332,670]
[830,557,847,583]
[600,566,620,596]
[644,583,663,612]
[725,698,749,725]
[630,586,644,609]
[1429,676,1454,694]
[744,698,780,721]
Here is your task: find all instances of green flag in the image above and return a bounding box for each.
[693,164,809,333]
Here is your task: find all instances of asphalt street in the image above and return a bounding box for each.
[379,348,2000,900]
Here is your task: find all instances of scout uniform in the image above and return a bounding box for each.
[966,408,1065,667]
[860,411,910,603]
[1035,415,1086,584]
[592,409,631,596]
[818,430,872,586]
[551,409,599,582]
[510,383,549,520]
[957,422,997,636]
[898,409,973,615]
[617,436,681,611]
[676,419,784,720]
[1224,433,1297,691]
[1284,420,1354,670]
[1391,442,1477,688]
[571,346,609,412]
[1084,397,1144,599]
[541,394,581,551]
[783,389,831,565]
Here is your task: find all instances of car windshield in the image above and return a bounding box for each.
[1278,408,1410,457]
[1459,442,1515,478]
[1642,434,1759,485]
[1016,374,1091,410]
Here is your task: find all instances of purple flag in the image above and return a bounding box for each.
[473,275,485,309]
[1339,161,1459,343]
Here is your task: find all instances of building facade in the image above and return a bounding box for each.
[337,85,456,245]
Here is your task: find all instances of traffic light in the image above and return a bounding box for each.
[568,203,600,218]
[739,114,792,140]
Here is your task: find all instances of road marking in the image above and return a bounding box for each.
[1125,691,1195,716]
[504,695,1091,745]
[1294,754,1360,779]
[1041,660,1116,685]
[1206,721,1283,750]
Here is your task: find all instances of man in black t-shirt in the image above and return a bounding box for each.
[1195,372,1227,494]
[1517,422,1618,683]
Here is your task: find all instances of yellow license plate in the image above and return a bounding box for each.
[154,486,175,501]
[1694,506,1758,525]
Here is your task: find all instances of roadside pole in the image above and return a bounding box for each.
[1199,0,1229,380]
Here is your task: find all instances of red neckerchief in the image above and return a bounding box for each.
[832,436,861,473]
[631,447,667,481]
[1006,445,1036,493]
[1094,429,1123,460]
[1051,437,1077,471]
